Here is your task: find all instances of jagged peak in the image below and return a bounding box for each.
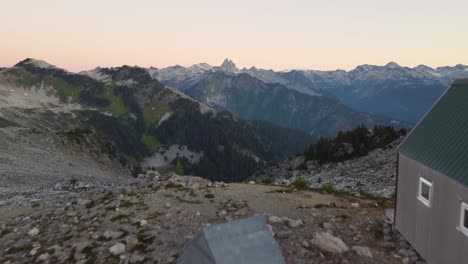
[219,58,239,73]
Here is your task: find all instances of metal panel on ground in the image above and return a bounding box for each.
[178,215,285,264]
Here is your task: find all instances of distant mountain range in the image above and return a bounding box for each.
[149,59,468,123]
[148,59,410,136]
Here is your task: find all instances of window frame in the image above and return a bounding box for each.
[417,177,432,207]
[460,202,468,237]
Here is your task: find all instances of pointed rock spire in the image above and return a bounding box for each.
[219,58,239,74]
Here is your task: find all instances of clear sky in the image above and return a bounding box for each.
[1,0,467,72]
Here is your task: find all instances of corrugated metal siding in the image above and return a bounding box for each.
[399,81,468,186]
[396,154,468,264]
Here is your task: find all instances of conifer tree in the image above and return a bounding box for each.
[176,159,184,175]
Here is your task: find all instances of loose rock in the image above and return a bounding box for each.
[28,227,39,236]
[311,232,349,254]
[352,246,373,258]
[109,243,126,256]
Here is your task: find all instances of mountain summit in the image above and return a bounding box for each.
[219,58,239,74]
[385,61,402,68]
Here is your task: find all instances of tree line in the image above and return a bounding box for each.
[303,125,407,163]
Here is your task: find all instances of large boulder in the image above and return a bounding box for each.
[163,173,213,190]
[311,232,349,254]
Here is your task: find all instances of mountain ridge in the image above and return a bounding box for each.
[149,58,468,122]
[0,58,315,184]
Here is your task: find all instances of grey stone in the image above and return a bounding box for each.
[322,222,333,230]
[352,246,373,258]
[11,239,33,251]
[402,257,411,264]
[126,236,139,251]
[287,218,303,228]
[28,227,39,236]
[29,246,40,256]
[268,216,282,224]
[311,232,349,254]
[217,210,227,218]
[109,243,126,256]
[104,230,124,239]
[74,240,92,253]
[129,254,145,263]
[276,230,292,239]
[398,249,411,257]
[38,253,50,261]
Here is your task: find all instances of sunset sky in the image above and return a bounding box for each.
[1,0,467,72]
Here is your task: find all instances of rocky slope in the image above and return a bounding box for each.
[0,173,426,264]
[0,62,133,191]
[251,138,403,198]
[0,126,130,193]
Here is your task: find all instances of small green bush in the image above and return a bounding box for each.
[322,182,335,193]
[292,176,308,189]
[261,178,273,184]
[358,188,379,199]
[69,177,78,186]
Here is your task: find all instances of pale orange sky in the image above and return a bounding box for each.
[1,0,467,72]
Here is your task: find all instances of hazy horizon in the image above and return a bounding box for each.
[5,57,468,74]
[2,0,468,72]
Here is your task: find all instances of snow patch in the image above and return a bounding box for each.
[116,79,137,86]
[157,112,173,126]
[100,111,114,117]
[80,68,112,84]
[143,145,203,168]
[0,82,81,113]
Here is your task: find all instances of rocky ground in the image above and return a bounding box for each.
[0,172,426,264]
[251,138,402,198]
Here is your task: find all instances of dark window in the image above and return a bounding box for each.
[421,182,430,200]
[418,177,432,206]
[464,209,468,228]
